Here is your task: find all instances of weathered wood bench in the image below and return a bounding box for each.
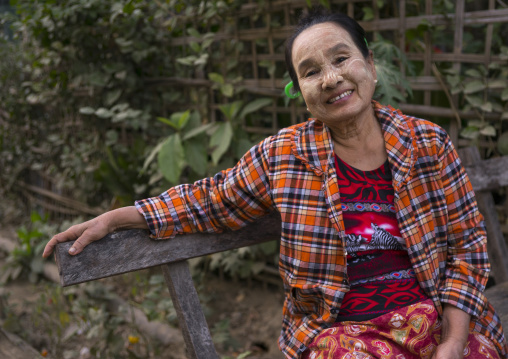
[55,147,508,359]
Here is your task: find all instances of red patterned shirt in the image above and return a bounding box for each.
[334,155,428,321]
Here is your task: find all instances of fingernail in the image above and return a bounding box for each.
[69,247,76,254]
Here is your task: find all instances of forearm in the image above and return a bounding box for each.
[104,206,148,231]
[440,304,470,348]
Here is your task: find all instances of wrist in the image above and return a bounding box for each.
[440,304,470,348]
[103,206,148,232]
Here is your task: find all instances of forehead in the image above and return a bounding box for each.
[292,22,355,59]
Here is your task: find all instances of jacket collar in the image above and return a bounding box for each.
[291,101,415,189]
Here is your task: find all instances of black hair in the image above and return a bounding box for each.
[285,8,369,92]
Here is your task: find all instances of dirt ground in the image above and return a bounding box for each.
[0,227,286,359]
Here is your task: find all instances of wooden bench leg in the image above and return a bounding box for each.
[162,261,219,359]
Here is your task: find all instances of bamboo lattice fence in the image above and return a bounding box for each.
[159,0,508,144]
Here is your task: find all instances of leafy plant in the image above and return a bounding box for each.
[443,46,508,151]
[2,212,49,283]
[371,36,414,106]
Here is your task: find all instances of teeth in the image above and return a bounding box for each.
[328,90,352,103]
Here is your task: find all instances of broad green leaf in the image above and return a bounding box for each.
[220,83,234,97]
[319,0,331,8]
[123,3,135,14]
[479,125,496,137]
[184,139,207,176]
[30,211,42,223]
[497,132,508,155]
[158,133,185,185]
[176,56,197,66]
[183,123,215,141]
[502,88,508,101]
[374,60,409,107]
[201,37,214,51]
[493,102,504,113]
[258,60,275,77]
[239,98,272,119]
[187,28,200,38]
[219,101,243,122]
[460,126,480,140]
[170,110,190,130]
[189,42,200,53]
[79,107,95,115]
[95,108,113,119]
[142,140,166,173]
[362,7,374,21]
[105,89,122,106]
[465,69,482,78]
[463,80,486,94]
[208,72,224,84]
[194,53,209,66]
[465,95,483,108]
[487,79,507,89]
[210,122,233,164]
[237,351,253,359]
[467,119,484,128]
[156,116,179,130]
[480,102,493,112]
[446,75,460,89]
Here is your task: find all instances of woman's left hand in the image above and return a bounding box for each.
[431,304,470,359]
[431,340,465,359]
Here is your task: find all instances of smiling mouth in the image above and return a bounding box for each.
[327,90,353,104]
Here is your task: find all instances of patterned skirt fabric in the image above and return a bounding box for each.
[302,299,501,359]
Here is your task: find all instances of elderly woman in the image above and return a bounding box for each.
[43,9,506,359]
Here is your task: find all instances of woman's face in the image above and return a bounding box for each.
[291,22,377,126]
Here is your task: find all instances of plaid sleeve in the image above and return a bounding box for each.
[135,137,274,239]
[438,135,490,318]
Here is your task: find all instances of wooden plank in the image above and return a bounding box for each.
[55,212,281,287]
[463,156,508,192]
[459,147,508,284]
[0,328,49,359]
[162,261,219,359]
[485,281,508,331]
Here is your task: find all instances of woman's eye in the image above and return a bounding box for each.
[335,57,347,64]
[304,70,318,78]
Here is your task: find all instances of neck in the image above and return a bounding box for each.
[328,106,379,150]
[327,107,387,171]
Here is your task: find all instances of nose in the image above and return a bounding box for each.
[322,66,343,90]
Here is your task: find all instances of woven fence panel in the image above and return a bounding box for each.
[162,0,508,146]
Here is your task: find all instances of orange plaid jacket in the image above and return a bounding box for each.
[135,102,507,358]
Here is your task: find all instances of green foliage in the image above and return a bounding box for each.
[443,46,508,150]
[371,38,414,107]
[30,282,152,359]
[2,212,48,283]
[2,212,84,284]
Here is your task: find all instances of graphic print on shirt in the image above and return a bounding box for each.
[345,223,405,255]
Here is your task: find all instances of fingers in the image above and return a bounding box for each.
[67,218,111,256]
[42,222,89,258]
[43,228,78,258]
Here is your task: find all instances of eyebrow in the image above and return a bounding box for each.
[296,43,351,74]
